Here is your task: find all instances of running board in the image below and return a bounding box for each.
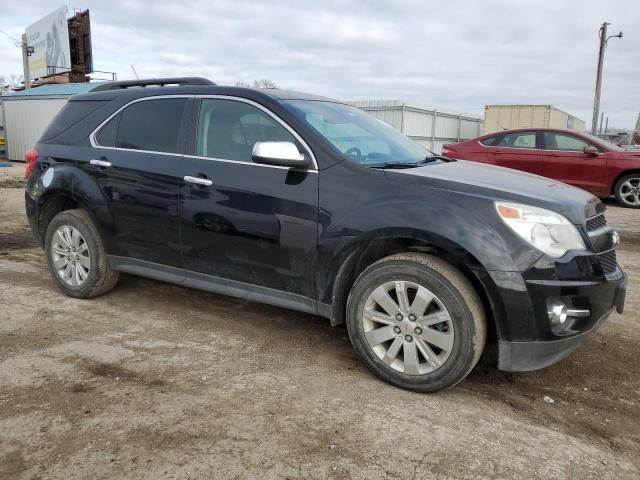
[108,255,330,319]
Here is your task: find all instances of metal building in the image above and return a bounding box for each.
[0,83,99,161]
[349,100,484,153]
[0,106,6,160]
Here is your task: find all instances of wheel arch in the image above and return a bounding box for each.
[33,166,115,250]
[610,169,640,195]
[35,188,80,245]
[325,228,500,346]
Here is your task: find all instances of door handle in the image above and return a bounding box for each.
[184,175,213,186]
[90,159,112,167]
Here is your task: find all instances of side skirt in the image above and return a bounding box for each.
[108,255,331,319]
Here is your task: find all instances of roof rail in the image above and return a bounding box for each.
[90,77,215,92]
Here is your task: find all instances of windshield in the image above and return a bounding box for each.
[282,100,432,165]
[580,131,625,152]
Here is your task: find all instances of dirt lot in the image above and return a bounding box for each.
[1,170,639,479]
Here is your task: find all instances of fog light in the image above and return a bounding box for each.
[548,303,568,326]
[547,301,590,326]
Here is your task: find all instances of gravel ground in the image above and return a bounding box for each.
[1,179,639,479]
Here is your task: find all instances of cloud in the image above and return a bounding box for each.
[1,0,638,129]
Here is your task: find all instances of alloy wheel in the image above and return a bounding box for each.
[362,280,455,375]
[619,177,640,206]
[51,225,91,287]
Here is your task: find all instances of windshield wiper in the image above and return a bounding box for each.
[368,155,454,169]
[368,162,422,169]
[418,155,454,164]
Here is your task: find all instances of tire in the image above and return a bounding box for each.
[44,209,119,298]
[346,253,486,392]
[614,174,640,208]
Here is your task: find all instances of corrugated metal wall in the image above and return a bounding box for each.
[349,100,484,153]
[0,105,6,160]
[2,97,68,161]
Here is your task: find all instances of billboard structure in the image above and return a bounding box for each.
[25,7,71,80]
[68,10,93,80]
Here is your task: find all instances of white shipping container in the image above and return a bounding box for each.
[484,105,585,134]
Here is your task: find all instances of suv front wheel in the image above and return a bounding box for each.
[45,209,119,298]
[346,253,486,392]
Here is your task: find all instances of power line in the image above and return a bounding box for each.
[0,29,22,47]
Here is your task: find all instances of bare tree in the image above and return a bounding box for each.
[235,79,278,89]
[0,74,24,95]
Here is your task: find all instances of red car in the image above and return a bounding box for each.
[443,128,640,208]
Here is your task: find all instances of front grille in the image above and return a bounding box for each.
[598,250,618,275]
[586,213,607,232]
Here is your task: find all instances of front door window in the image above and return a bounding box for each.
[542,132,591,152]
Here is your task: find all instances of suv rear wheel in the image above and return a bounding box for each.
[346,253,486,392]
[45,209,119,298]
[614,174,640,208]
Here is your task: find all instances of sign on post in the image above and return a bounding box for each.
[25,7,71,80]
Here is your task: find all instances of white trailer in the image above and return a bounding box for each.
[0,83,98,161]
[484,104,585,135]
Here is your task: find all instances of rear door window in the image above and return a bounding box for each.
[95,98,188,153]
[496,132,537,149]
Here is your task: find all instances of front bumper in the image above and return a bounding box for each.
[498,278,625,371]
[477,261,627,372]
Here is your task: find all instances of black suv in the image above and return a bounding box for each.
[25,78,627,392]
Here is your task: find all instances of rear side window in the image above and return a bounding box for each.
[94,113,120,147]
[94,98,187,153]
[479,135,500,146]
[40,100,108,141]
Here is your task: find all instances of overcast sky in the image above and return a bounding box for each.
[1,0,638,129]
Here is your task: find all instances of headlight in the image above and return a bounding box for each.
[495,202,586,258]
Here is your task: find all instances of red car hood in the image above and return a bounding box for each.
[611,151,640,160]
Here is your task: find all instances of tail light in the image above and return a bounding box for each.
[24,148,39,178]
[441,146,456,157]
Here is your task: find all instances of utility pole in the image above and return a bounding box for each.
[599,112,604,134]
[20,33,34,89]
[591,22,623,134]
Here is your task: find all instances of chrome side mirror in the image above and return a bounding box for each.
[252,141,311,168]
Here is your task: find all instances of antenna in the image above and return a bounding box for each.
[130,65,139,79]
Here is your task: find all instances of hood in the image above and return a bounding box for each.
[385,160,601,223]
[613,150,640,159]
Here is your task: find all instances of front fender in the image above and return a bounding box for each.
[320,193,541,275]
